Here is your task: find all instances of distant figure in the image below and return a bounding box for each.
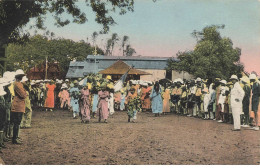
[230,75,244,131]
[127,88,141,123]
[80,85,91,123]
[249,73,260,131]
[141,84,151,111]
[97,84,110,123]
[162,87,171,113]
[69,81,80,119]
[45,80,56,111]
[150,81,163,117]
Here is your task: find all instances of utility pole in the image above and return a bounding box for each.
[94,46,97,74]
[45,55,48,79]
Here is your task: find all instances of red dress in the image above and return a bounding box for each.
[45,84,56,108]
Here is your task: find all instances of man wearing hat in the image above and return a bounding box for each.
[2,71,15,141]
[249,73,260,131]
[230,75,245,131]
[240,76,251,127]
[195,77,203,117]
[214,78,221,121]
[20,76,32,129]
[10,69,27,144]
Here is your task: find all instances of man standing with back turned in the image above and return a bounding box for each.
[10,69,27,144]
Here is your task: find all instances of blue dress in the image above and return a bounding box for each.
[69,87,80,113]
[150,87,163,114]
[92,94,98,112]
[120,94,126,111]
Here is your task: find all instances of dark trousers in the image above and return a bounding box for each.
[10,112,23,140]
[0,109,5,131]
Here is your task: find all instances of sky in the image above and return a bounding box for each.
[28,0,260,75]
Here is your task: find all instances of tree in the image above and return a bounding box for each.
[0,0,135,45]
[6,35,104,74]
[105,39,113,56]
[110,33,120,56]
[167,25,243,80]
[0,0,135,73]
[125,44,136,57]
[121,35,129,56]
[91,31,98,46]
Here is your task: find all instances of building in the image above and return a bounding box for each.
[99,60,151,81]
[66,55,193,81]
[27,62,66,80]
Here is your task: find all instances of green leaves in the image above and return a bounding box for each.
[6,35,104,74]
[167,25,243,80]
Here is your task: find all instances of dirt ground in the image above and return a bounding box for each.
[1,109,259,165]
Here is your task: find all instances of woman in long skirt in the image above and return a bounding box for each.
[80,86,91,123]
[162,87,171,114]
[45,81,56,111]
[150,81,163,117]
[97,85,110,123]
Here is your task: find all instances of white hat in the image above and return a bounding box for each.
[65,79,69,82]
[0,86,6,96]
[22,76,28,82]
[0,78,9,86]
[249,73,257,80]
[3,71,15,84]
[230,75,238,80]
[176,78,183,84]
[196,77,202,82]
[220,80,227,85]
[15,69,25,76]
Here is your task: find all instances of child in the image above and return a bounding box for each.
[127,88,141,123]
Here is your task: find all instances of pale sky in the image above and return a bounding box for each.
[28,0,260,75]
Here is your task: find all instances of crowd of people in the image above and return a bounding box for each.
[0,69,259,153]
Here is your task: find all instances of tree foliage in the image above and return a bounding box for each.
[0,0,136,47]
[167,25,244,80]
[6,35,104,73]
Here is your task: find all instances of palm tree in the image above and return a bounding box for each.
[105,39,113,56]
[121,35,129,56]
[125,44,136,57]
[91,31,98,46]
[110,33,119,56]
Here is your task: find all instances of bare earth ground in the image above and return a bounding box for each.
[1,109,259,165]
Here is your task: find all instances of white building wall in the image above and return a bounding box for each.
[138,69,166,82]
[172,71,194,81]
